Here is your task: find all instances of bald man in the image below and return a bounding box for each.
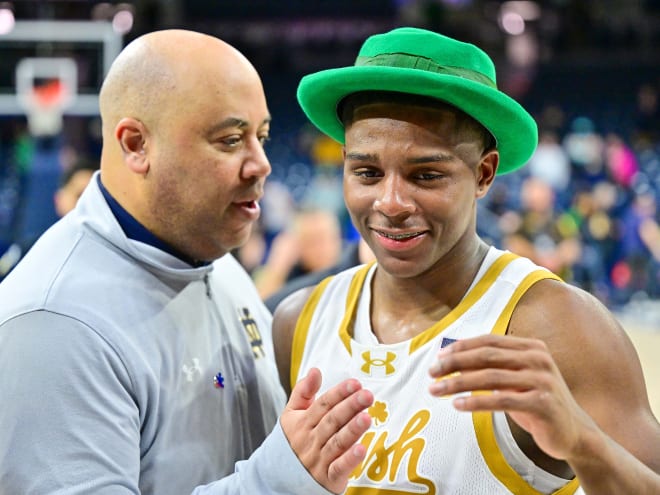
[0,30,373,495]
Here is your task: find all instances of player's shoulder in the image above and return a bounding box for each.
[274,264,366,319]
[511,277,623,342]
[273,284,316,324]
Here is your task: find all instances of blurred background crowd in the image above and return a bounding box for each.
[0,0,659,321]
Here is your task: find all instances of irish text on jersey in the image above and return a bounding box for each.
[348,403,436,495]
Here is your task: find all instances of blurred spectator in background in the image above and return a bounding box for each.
[265,236,375,313]
[563,116,606,189]
[260,179,297,244]
[232,223,268,277]
[53,156,99,217]
[300,133,354,235]
[527,129,571,207]
[501,176,581,280]
[254,207,343,298]
[0,153,98,281]
[632,82,660,146]
[605,132,639,189]
[612,186,660,302]
[0,241,21,281]
[568,182,621,304]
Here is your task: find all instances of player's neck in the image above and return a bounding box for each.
[369,239,490,342]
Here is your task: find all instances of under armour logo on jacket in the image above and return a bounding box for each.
[182,358,202,382]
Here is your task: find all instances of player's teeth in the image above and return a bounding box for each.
[383,232,418,240]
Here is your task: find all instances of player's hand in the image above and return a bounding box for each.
[280,367,374,494]
[428,334,594,461]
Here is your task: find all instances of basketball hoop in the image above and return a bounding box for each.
[15,57,78,138]
[25,79,67,137]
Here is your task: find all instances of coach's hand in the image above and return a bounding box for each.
[280,367,373,494]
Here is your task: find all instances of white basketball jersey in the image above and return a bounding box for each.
[291,247,580,495]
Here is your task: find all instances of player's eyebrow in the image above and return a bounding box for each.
[345,151,455,164]
[406,153,455,164]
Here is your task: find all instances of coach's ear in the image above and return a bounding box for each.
[115,117,149,175]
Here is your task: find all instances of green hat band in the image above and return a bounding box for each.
[356,53,497,89]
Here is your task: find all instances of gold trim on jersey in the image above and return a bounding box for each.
[408,251,519,353]
[292,250,582,493]
[473,412,580,495]
[473,269,580,495]
[297,252,522,370]
[490,269,562,336]
[336,253,521,356]
[290,275,335,389]
[339,262,376,352]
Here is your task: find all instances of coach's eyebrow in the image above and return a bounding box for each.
[208,116,272,135]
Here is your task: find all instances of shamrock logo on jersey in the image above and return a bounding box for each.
[368,400,389,426]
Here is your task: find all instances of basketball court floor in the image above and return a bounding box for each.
[617,309,660,420]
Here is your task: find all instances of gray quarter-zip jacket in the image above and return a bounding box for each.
[0,173,331,495]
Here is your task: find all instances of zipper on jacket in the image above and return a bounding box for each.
[204,273,211,298]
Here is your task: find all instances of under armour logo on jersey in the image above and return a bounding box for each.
[239,307,265,358]
[361,350,397,376]
[182,358,202,382]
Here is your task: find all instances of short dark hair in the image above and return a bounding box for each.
[339,90,496,152]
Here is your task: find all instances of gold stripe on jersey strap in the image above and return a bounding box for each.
[473,269,580,495]
[336,253,519,356]
[473,412,579,495]
[490,268,562,337]
[339,261,376,353]
[408,251,519,353]
[290,275,335,389]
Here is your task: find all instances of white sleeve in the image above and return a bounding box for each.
[191,421,333,495]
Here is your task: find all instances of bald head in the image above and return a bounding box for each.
[99,30,259,140]
[96,29,272,262]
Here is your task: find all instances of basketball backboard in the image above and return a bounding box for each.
[0,20,123,116]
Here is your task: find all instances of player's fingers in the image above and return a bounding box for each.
[287,367,323,412]
[429,368,553,397]
[429,341,554,378]
[324,412,372,490]
[312,386,373,454]
[304,377,370,427]
[437,334,546,357]
[446,388,554,415]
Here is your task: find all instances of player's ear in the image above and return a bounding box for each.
[115,117,149,175]
[476,149,499,198]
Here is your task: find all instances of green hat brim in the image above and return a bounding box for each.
[297,65,537,175]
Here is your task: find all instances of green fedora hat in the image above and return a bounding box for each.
[297,27,537,175]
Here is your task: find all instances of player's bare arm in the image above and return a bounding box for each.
[272,286,316,396]
[428,278,660,493]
